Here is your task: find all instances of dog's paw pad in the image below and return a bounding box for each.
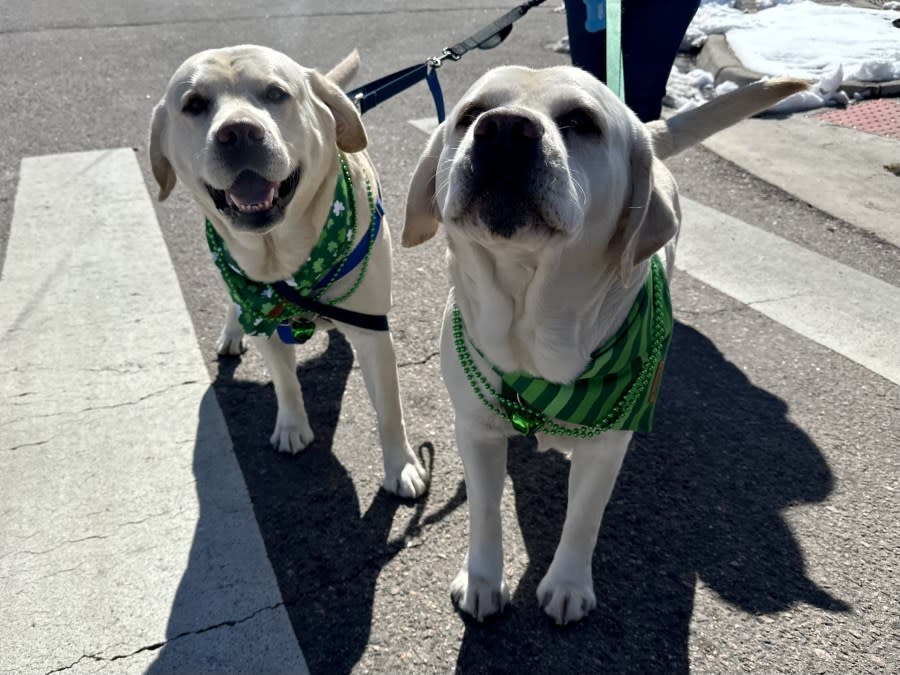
[384,458,429,499]
[450,569,508,622]
[536,576,597,626]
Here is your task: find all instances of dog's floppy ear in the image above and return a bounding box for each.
[149,100,176,201]
[402,122,445,247]
[309,70,367,153]
[613,130,680,285]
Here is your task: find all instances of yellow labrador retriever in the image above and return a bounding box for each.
[149,45,428,498]
[403,66,805,622]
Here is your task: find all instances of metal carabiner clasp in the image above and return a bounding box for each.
[427,48,461,69]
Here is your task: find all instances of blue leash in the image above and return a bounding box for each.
[274,196,387,344]
[277,1,550,344]
[348,63,445,122]
[346,0,548,123]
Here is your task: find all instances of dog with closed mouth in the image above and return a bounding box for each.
[149,45,428,498]
[402,66,805,623]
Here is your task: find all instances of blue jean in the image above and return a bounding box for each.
[564,0,701,122]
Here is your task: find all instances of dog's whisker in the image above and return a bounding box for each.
[571,178,587,211]
[436,176,452,196]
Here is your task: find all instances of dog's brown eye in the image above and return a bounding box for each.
[182,93,210,116]
[555,109,600,136]
[265,85,289,103]
[457,105,486,129]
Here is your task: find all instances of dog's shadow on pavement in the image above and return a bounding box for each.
[148,330,432,674]
[455,321,850,674]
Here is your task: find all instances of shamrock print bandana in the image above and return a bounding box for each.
[206,157,358,338]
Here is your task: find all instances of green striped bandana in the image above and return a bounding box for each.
[458,255,673,436]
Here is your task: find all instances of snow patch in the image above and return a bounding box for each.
[688,0,900,83]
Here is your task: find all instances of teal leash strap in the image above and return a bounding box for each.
[605,0,625,101]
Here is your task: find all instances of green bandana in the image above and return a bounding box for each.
[454,255,673,437]
[206,156,365,340]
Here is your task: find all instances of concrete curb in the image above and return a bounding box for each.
[697,34,900,99]
[699,114,900,250]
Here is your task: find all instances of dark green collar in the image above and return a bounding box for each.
[453,255,674,437]
[206,155,364,339]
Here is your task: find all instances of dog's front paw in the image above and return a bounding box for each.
[536,570,597,626]
[450,568,509,622]
[270,410,314,454]
[383,450,429,499]
[215,326,245,356]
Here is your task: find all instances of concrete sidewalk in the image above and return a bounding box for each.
[698,109,900,249]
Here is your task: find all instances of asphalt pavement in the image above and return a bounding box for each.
[1,3,898,674]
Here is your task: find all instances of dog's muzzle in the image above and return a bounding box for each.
[469,110,546,238]
[204,120,301,232]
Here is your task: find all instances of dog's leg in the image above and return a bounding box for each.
[537,430,631,625]
[346,328,428,498]
[251,334,314,453]
[215,303,246,356]
[451,426,509,621]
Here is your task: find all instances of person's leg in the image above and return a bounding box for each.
[564,0,700,122]
[622,0,701,121]
[565,0,606,84]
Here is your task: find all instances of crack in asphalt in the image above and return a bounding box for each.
[676,291,810,318]
[4,438,52,452]
[2,511,176,560]
[2,380,201,426]
[43,603,286,674]
[747,291,810,307]
[212,350,440,387]
[397,350,440,369]
[676,306,747,318]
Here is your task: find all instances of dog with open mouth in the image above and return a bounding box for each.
[149,45,428,498]
[402,66,805,623]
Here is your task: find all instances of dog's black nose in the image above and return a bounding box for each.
[215,120,265,147]
[470,109,543,186]
[473,111,543,144]
[469,110,545,239]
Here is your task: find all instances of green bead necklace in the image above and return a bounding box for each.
[452,255,672,438]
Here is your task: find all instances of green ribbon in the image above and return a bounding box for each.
[206,157,357,338]
[606,0,625,101]
[456,255,673,436]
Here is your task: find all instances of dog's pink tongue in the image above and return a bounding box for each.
[226,171,278,213]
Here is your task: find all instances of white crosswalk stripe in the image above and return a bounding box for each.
[678,197,900,387]
[0,149,308,675]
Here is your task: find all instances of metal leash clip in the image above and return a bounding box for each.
[427,48,462,69]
